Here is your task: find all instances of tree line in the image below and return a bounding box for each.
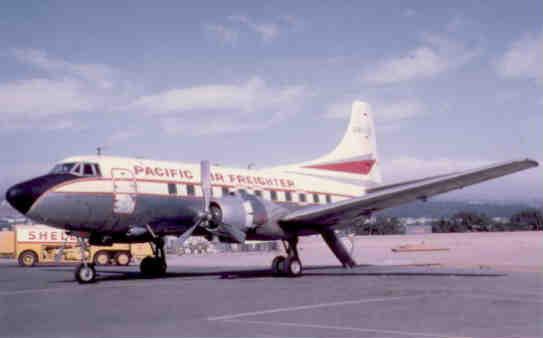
[350,208,542,235]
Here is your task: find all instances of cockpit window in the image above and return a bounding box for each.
[50,162,77,174]
[50,162,102,177]
[83,164,94,176]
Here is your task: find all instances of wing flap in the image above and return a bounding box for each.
[280,158,538,226]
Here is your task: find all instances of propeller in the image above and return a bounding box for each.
[177,160,246,247]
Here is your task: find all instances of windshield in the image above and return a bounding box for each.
[50,162,77,174]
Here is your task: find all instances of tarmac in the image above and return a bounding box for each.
[1,232,542,338]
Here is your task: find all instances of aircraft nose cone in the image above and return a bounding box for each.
[5,183,35,215]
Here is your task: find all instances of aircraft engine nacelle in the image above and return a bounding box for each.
[208,191,290,241]
[210,193,269,231]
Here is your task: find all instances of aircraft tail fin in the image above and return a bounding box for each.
[275,101,382,185]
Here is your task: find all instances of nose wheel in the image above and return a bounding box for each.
[74,236,96,284]
[271,237,303,277]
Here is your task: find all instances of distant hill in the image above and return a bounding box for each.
[377,200,538,218]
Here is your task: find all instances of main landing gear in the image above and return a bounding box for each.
[271,237,303,277]
[75,237,96,284]
[140,236,167,277]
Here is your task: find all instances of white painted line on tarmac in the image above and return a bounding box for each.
[207,295,425,321]
[462,294,543,303]
[224,319,472,338]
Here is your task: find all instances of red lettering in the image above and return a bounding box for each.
[265,178,273,186]
[154,167,164,177]
[237,175,246,184]
[145,167,154,176]
[134,165,144,175]
[184,170,193,179]
[287,179,295,187]
[169,169,177,177]
[38,232,47,240]
[257,177,266,185]
[29,231,36,240]
[246,176,254,185]
[51,232,58,241]
[212,173,224,182]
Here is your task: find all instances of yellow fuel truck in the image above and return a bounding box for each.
[0,224,152,267]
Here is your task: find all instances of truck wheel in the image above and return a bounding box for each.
[18,250,38,267]
[93,251,110,266]
[114,251,131,266]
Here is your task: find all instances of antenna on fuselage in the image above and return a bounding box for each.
[96,146,107,156]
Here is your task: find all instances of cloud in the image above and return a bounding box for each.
[325,99,425,125]
[203,24,239,45]
[12,48,116,89]
[124,77,309,135]
[361,34,480,84]
[0,49,130,131]
[227,15,280,42]
[495,30,543,81]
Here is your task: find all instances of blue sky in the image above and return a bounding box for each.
[1,1,541,202]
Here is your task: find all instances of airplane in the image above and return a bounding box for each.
[5,101,538,283]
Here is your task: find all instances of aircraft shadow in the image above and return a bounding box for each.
[44,264,506,283]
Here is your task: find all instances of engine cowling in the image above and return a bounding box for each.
[210,192,269,230]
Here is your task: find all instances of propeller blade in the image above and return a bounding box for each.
[217,223,246,243]
[177,223,199,245]
[200,160,211,213]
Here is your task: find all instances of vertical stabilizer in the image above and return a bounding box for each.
[273,101,381,185]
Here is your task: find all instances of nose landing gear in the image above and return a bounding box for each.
[75,237,96,284]
[271,237,302,277]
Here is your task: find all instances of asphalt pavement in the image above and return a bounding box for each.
[0,258,541,338]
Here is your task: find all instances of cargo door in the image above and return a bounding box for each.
[112,168,137,214]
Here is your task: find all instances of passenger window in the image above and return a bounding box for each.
[168,183,177,195]
[270,190,278,201]
[238,189,247,195]
[186,184,195,196]
[83,164,94,176]
[326,194,332,204]
[313,193,320,204]
[285,191,292,202]
[254,190,262,197]
[298,193,306,203]
[222,187,230,196]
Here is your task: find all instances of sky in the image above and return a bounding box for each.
[0,1,541,203]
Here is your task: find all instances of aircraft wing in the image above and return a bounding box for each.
[280,158,538,228]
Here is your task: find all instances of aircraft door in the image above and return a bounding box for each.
[111,168,137,214]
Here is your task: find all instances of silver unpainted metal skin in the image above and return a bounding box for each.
[27,190,298,241]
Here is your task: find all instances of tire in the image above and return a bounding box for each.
[114,251,131,266]
[283,257,303,277]
[93,251,110,266]
[140,257,166,277]
[75,263,96,284]
[18,250,38,267]
[271,256,285,276]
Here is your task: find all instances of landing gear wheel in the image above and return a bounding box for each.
[75,263,96,284]
[271,256,286,275]
[140,256,166,277]
[114,251,131,266]
[283,257,303,277]
[93,251,110,266]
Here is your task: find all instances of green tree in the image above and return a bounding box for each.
[509,209,543,231]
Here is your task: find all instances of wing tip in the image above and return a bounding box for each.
[521,158,539,167]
